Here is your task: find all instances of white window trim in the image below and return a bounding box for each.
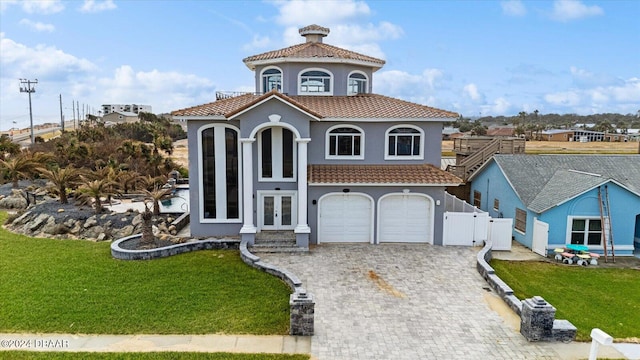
[197,124,242,223]
[384,124,425,160]
[258,127,297,182]
[565,215,604,248]
[260,66,282,93]
[298,67,333,96]
[325,124,365,160]
[347,70,369,95]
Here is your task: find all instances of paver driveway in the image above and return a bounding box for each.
[260,243,561,360]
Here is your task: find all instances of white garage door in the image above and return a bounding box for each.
[319,193,373,243]
[379,194,432,243]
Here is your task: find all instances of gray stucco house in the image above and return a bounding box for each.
[171,24,462,248]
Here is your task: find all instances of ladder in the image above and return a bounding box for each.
[598,185,615,263]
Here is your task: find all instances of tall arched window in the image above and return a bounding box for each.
[347,72,368,95]
[299,69,332,95]
[261,67,282,93]
[259,127,296,181]
[199,125,241,221]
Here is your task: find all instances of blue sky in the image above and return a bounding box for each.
[1,0,638,130]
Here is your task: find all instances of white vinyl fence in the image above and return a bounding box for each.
[442,193,512,249]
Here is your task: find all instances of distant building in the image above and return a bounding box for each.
[101,104,152,115]
[103,111,139,124]
[540,129,574,141]
[572,129,627,142]
[486,126,515,137]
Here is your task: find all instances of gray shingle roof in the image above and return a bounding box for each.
[491,154,640,213]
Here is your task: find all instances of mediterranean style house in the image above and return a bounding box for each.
[171,25,462,249]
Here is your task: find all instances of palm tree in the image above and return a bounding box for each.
[75,176,119,214]
[141,175,172,215]
[118,170,143,194]
[0,154,37,188]
[38,166,83,204]
[0,135,20,160]
[140,201,155,246]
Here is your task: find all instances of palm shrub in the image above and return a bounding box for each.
[75,176,119,214]
[38,166,83,204]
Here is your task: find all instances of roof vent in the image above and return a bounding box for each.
[299,24,330,43]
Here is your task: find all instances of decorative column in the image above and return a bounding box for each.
[239,138,256,243]
[294,138,311,247]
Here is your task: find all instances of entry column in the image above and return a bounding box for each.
[295,138,311,243]
[239,138,256,243]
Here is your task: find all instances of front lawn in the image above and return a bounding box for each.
[0,352,309,360]
[0,212,291,335]
[491,259,640,341]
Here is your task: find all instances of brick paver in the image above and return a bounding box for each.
[260,243,561,360]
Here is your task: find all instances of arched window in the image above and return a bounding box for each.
[261,67,282,93]
[299,69,332,95]
[259,127,296,181]
[347,72,368,95]
[385,125,424,159]
[326,125,364,159]
[199,125,240,221]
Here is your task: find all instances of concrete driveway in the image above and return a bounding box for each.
[261,244,563,360]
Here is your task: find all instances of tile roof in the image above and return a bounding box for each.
[490,154,640,212]
[171,92,458,119]
[242,42,386,69]
[308,164,463,185]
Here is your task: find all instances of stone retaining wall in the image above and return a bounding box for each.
[476,240,576,342]
[110,235,240,260]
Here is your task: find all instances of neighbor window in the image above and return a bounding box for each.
[569,217,602,246]
[200,125,240,222]
[515,208,526,233]
[347,72,368,95]
[473,191,481,208]
[326,125,364,159]
[261,67,282,93]
[493,199,500,211]
[385,125,424,159]
[299,69,332,94]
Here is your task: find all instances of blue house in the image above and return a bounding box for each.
[469,154,640,257]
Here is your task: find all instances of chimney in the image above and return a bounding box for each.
[299,24,330,43]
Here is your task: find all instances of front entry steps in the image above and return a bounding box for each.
[250,231,308,253]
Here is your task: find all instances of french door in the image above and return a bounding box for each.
[259,191,296,230]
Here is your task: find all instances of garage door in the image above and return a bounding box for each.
[379,194,432,243]
[319,193,373,243]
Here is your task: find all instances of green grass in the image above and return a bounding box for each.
[491,259,640,341]
[0,352,309,360]
[0,212,291,335]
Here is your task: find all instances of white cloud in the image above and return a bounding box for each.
[569,66,621,87]
[22,0,64,14]
[375,68,445,97]
[274,0,371,26]
[0,34,96,80]
[550,0,603,22]
[463,83,482,101]
[19,18,55,32]
[544,90,582,106]
[242,34,272,51]
[501,0,526,16]
[79,0,116,13]
[98,65,216,113]
[482,97,512,115]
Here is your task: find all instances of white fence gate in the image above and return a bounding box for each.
[489,218,513,251]
[442,212,489,246]
[532,218,549,256]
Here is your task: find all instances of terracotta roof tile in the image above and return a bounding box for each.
[171,93,458,119]
[243,42,385,68]
[308,164,463,185]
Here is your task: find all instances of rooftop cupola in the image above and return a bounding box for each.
[299,24,330,43]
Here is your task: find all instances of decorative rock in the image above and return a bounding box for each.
[97,233,107,241]
[84,216,97,228]
[131,214,143,226]
[58,208,65,213]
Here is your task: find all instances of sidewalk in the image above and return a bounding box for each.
[0,333,311,354]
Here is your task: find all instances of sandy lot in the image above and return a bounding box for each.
[173,139,639,167]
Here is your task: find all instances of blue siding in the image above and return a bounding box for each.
[472,161,640,256]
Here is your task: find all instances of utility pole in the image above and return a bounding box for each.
[72,100,76,130]
[59,94,64,132]
[76,100,80,127]
[19,78,38,144]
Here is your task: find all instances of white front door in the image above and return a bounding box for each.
[259,191,296,230]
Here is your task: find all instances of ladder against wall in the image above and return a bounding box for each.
[598,185,615,263]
